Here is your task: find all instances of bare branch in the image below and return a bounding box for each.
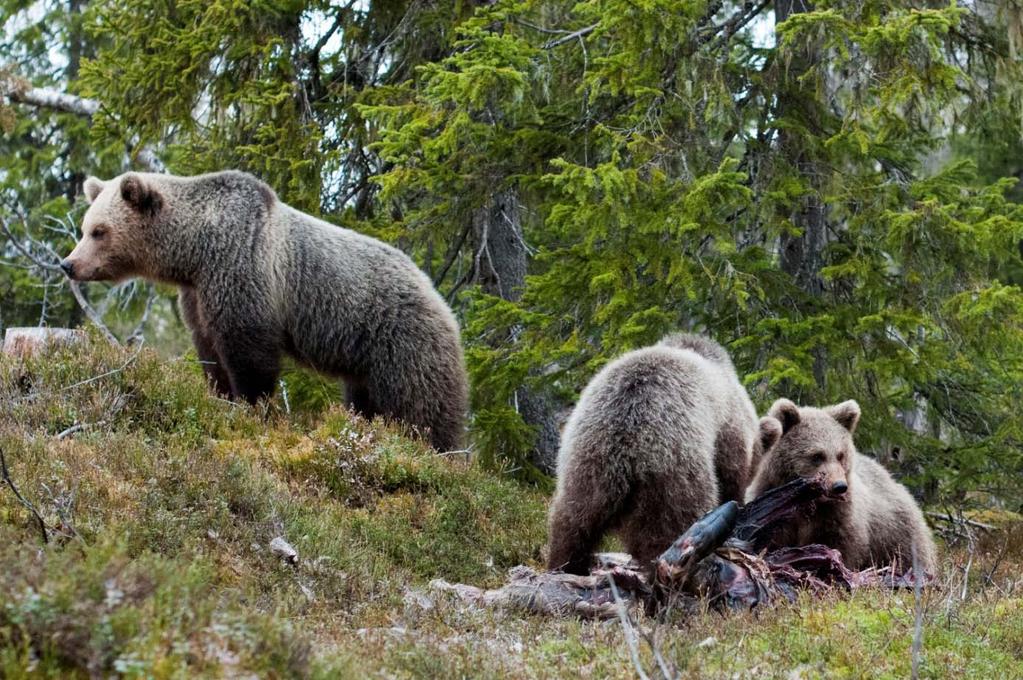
[543,24,598,50]
[433,222,472,287]
[911,543,924,680]
[2,80,164,173]
[69,281,119,345]
[309,3,358,59]
[702,0,772,49]
[0,214,119,344]
[7,84,99,116]
[134,145,166,173]
[0,215,62,273]
[59,341,144,392]
[125,284,158,344]
[0,445,49,545]
[607,575,651,680]
[278,378,291,414]
[56,422,88,439]
[926,510,995,532]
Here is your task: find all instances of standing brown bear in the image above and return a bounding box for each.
[746,399,938,574]
[546,333,781,574]
[61,171,468,451]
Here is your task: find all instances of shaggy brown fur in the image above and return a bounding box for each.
[546,334,777,574]
[63,171,468,451]
[745,399,938,573]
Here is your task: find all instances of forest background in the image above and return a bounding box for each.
[3,0,1023,508]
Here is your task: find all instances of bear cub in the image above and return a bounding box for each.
[547,333,780,574]
[746,399,937,573]
[62,171,468,451]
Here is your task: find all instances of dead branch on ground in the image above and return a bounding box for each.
[0,445,48,545]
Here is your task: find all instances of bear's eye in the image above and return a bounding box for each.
[91,226,107,240]
[811,452,826,465]
[837,452,845,463]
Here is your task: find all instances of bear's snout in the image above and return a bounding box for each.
[830,480,849,496]
[60,259,75,278]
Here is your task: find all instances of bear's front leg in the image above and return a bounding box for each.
[714,424,751,504]
[546,469,627,575]
[214,330,282,405]
[344,382,378,420]
[179,288,231,395]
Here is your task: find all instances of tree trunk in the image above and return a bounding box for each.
[64,0,86,331]
[775,0,829,390]
[473,190,526,299]
[776,0,826,293]
[473,190,561,474]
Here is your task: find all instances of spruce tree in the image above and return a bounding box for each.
[3,1,1023,504]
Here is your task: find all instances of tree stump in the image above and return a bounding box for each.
[2,327,86,359]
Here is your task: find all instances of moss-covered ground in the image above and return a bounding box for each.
[0,340,1020,678]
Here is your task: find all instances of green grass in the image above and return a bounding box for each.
[0,339,1021,678]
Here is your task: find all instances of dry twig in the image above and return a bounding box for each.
[925,511,995,532]
[59,342,145,392]
[607,575,651,680]
[911,543,924,680]
[0,445,48,545]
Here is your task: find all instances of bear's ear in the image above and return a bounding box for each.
[827,400,861,434]
[767,398,801,434]
[119,173,163,217]
[83,177,105,204]
[758,416,782,454]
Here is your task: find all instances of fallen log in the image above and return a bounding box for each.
[424,475,932,619]
[429,564,654,618]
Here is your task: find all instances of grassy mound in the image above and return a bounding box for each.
[0,339,1021,678]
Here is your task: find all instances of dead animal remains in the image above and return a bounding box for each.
[427,475,932,618]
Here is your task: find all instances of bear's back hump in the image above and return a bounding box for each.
[563,346,729,458]
[282,206,428,299]
[853,453,921,516]
[276,205,457,363]
[851,452,934,564]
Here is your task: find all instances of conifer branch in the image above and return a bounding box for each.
[704,0,772,48]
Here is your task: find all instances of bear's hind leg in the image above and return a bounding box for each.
[195,339,232,397]
[619,472,716,566]
[363,365,464,451]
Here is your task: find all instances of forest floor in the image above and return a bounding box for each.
[0,339,1021,679]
